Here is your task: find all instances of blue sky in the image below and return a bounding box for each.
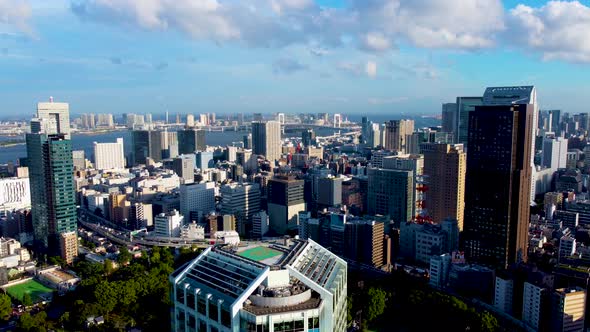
[1,0,590,118]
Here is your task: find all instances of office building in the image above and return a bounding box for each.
[132,130,162,164]
[93,138,125,170]
[179,182,216,223]
[455,96,483,145]
[26,132,77,259]
[422,143,466,228]
[195,151,214,170]
[173,155,195,183]
[252,121,282,162]
[0,178,30,215]
[36,100,70,137]
[155,210,184,237]
[267,175,306,235]
[178,129,206,154]
[522,282,546,331]
[129,202,153,230]
[494,276,514,314]
[302,129,316,147]
[186,114,195,127]
[429,254,451,289]
[542,136,568,170]
[367,168,413,225]
[551,287,586,332]
[383,119,414,153]
[252,210,269,238]
[345,219,386,267]
[463,104,533,268]
[220,183,261,236]
[442,103,457,134]
[382,154,423,217]
[317,176,343,207]
[170,239,347,332]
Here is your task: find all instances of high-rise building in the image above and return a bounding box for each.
[252,121,282,162]
[170,239,347,332]
[522,282,546,331]
[382,154,423,217]
[26,132,77,259]
[455,96,483,145]
[384,120,414,153]
[59,231,78,264]
[132,130,162,164]
[317,176,343,208]
[186,114,195,127]
[252,210,269,238]
[179,182,216,222]
[344,219,386,267]
[72,150,86,170]
[542,136,568,170]
[177,129,206,154]
[172,155,195,183]
[36,100,71,137]
[422,143,466,228]
[463,104,533,268]
[129,202,153,230]
[220,183,261,236]
[367,168,413,225]
[195,151,214,170]
[267,175,306,234]
[442,103,457,134]
[93,138,125,170]
[302,129,316,147]
[551,287,586,332]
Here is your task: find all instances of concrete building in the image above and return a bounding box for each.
[317,176,343,208]
[220,183,261,236]
[170,239,347,332]
[429,253,451,289]
[252,211,269,239]
[542,136,568,170]
[252,121,282,162]
[59,231,78,264]
[267,175,306,235]
[383,119,414,153]
[522,282,546,331]
[196,151,214,170]
[494,276,514,314]
[0,178,31,214]
[129,202,153,229]
[37,100,71,137]
[382,154,424,217]
[367,168,413,225]
[155,210,184,237]
[173,155,195,183]
[72,150,85,170]
[180,182,216,223]
[93,138,125,170]
[422,143,466,228]
[551,287,586,332]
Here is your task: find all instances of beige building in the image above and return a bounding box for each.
[60,231,78,264]
[384,119,414,153]
[422,143,466,229]
[552,287,586,332]
[252,121,282,162]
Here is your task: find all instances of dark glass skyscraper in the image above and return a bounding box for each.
[132,130,162,165]
[177,128,206,154]
[26,133,77,258]
[463,104,533,269]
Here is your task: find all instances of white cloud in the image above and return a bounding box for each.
[359,32,392,52]
[365,60,377,78]
[507,1,590,63]
[271,0,313,14]
[0,0,34,36]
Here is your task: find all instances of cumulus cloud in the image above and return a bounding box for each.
[507,1,590,63]
[365,60,377,78]
[0,0,34,36]
[272,58,308,74]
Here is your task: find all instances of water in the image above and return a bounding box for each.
[0,127,346,164]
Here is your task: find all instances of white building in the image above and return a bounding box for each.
[180,182,216,222]
[559,235,577,262]
[170,239,347,332]
[252,121,282,162]
[542,136,568,170]
[212,231,240,246]
[37,100,70,136]
[181,222,205,240]
[522,282,545,331]
[93,138,125,170]
[0,178,31,214]
[154,210,184,237]
[494,276,514,314]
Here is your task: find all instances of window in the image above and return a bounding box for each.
[187,291,195,309]
[209,301,218,321]
[221,307,231,327]
[197,296,206,315]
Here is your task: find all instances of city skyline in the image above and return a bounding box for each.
[2,0,590,116]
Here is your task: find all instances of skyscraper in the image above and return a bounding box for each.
[177,128,206,154]
[442,103,457,134]
[252,121,282,162]
[26,131,77,260]
[463,104,533,268]
[367,168,413,225]
[455,96,483,145]
[220,183,261,236]
[421,143,466,229]
[384,119,414,153]
[267,175,306,234]
[131,130,162,165]
[93,138,125,170]
[36,99,71,137]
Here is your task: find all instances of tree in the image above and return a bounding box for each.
[22,293,32,307]
[104,259,115,275]
[0,293,11,320]
[365,287,387,323]
[48,256,66,267]
[94,282,117,314]
[117,246,132,265]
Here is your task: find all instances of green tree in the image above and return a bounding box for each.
[94,282,117,314]
[22,293,32,307]
[117,246,132,265]
[104,259,115,275]
[0,293,11,320]
[365,287,387,323]
[48,256,66,267]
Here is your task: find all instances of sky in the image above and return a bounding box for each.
[2,0,590,118]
